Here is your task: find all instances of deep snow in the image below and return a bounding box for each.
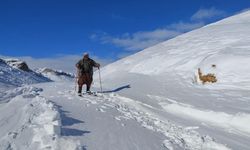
[0,86,80,150]
[92,10,250,149]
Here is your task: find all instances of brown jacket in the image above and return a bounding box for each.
[76,58,99,76]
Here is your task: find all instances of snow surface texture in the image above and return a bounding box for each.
[0,60,81,149]
[0,58,50,92]
[36,68,74,82]
[0,86,80,150]
[38,82,231,150]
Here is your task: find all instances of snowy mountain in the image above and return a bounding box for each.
[0,58,50,92]
[37,68,74,82]
[5,59,31,71]
[1,11,250,150]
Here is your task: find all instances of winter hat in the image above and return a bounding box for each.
[83,52,89,57]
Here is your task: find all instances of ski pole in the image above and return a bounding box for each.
[75,69,78,93]
[98,68,103,93]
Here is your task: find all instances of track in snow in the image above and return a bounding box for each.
[38,82,231,150]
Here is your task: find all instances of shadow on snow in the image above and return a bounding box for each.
[100,84,131,93]
[61,128,91,136]
[56,105,91,137]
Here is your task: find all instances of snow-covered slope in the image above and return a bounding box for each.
[0,59,80,149]
[37,68,74,82]
[100,11,250,89]
[4,59,31,72]
[92,11,250,149]
[0,58,50,92]
[0,86,81,150]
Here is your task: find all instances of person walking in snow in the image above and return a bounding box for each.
[76,53,100,95]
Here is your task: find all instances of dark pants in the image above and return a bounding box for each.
[77,73,93,93]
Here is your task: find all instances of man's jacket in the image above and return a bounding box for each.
[76,58,98,75]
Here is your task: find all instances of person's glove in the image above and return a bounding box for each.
[97,63,100,69]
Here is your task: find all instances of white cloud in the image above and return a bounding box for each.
[191,7,227,21]
[1,54,112,73]
[168,22,205,32]
[92,22,204,51]
[19,55,82,73]
[91,7,227,53]
[100,29,181,51]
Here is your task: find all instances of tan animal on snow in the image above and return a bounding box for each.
[198,68,217,84]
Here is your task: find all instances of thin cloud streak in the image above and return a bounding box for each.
[91,22,205,52]
[90,7,228,58]
[191,7,227,21]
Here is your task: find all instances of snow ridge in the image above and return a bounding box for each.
[0,58,50,91]
[36,68,74,82]
[0,86,80,150]
[159,97,250,137]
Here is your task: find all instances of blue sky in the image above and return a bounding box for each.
[1,0,250,61]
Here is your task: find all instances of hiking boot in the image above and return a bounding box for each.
[86,91,92,95]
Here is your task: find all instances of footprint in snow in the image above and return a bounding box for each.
[185,126,199,130]
[67,96,73,100]
[114,116,121,121]
[100,105,108,109]
[96,108,106,112]
[57,91,64,95]
[114,117,126,126]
